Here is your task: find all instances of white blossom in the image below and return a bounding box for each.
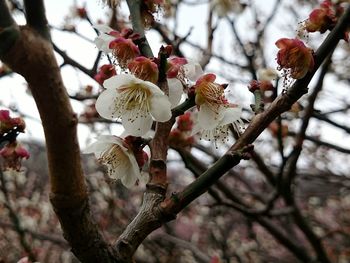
[84,135,141,188]
[192,106,243,143]
[182,62,203,82]
[96,74,172,136]
[94,25,115,53]
[167,78,183,108]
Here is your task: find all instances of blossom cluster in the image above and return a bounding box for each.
[86,20,244,187]
[0,110,29,171]
[304,0,346,35]
[275,0,347,81]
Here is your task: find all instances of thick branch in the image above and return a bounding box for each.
[162,145,253,215]
[0,26,116,262]
[23,0,50,39]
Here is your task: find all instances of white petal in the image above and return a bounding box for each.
[219,107,242,126]
[120,153,141,188]
[96,135,124,145]
[95,88,119,120]
[139,171,150,184]
[120,171,137,188]
[122,112,153,136]
[182,62,203,81]
[94,24,114,33]
[108,159,130,180]
[150,95,172,122]
[84,135,127,156]
[201,129,215,141]
[94,34,114,53]
[191,122,202,136]
[104,74,137,90]
[197,104,224,129]
[167,78,183,108]
[124,150,141,176]
[120,129,155,139]
[84,141,112,156]
[143,80,164,96]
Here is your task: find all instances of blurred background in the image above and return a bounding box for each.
[1,0,350,262]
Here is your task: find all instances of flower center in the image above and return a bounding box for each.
[113,83,152,121]
[99,144,129,175]
[195,82,226,112]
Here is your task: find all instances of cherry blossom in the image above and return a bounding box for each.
[128,56,159,84]
[84,135,142,188]
[0,109,25,135]
[193,73,229,130]
[0,141,30,171]
[275,38,314,79]
[94,25,140,67]
[192,106,243,143]
[305,0,338,33]
[181,61,203,82]
[95,74,172,136]
[165,57,204,108]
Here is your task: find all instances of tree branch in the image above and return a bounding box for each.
[126,0,153,57]
[0,26,117,262]
[151,233,211,263]
[23,0,50,39]
[0,1,19,57]
[110,7,350,261]
[0,0,15,28]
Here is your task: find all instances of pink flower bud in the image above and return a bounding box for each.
[94,64,117,85]
[76,7,87,18]
[0,142,29,171]
[305,1,337,33]
[0,110,10,121]
[0,110,26,135]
